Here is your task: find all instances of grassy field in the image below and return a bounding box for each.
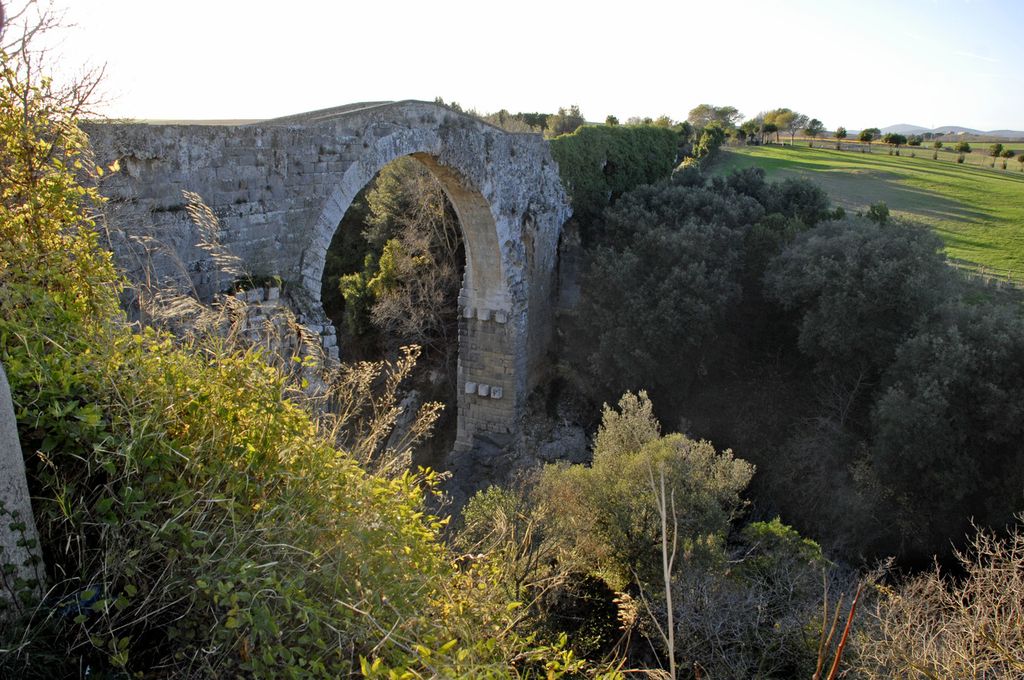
[714,144,1024,275]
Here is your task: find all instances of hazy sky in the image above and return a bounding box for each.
[44,0,1024,131]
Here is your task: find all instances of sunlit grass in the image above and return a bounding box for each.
[715,144,1024,274]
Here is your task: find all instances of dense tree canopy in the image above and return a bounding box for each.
[883,132,908,151]
[872,304,1024,554]
[687,103,742,130]
[548,124,680,231]
[765,218,952,382]
[565,168,831,409]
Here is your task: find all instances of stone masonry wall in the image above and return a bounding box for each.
[84,101,570,450]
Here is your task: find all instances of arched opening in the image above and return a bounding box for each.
[320,156,464,463]
[310,149,519,461]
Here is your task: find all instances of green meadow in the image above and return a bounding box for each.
[714,144,1024,275]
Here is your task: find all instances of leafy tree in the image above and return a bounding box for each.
[955,141,972,153]
[740,119,761,144]
[605,114,619,126]
[767,109,794,138]
[565,177,756,403]
[907,135,923,146]
[865,202,890,225]
[687,103,742,130]
[804,118,825,141]
[515,111,549,131]
[988,142,1004,157]
[693,121,727,158]
[763,121,779,144]
[871,304,1024,555]
[765,217,953,384]
[565,167,831,409]
[859,127,880,151]
[882,132,907,154]
[546,104,585,137]
[676,119,694,150]
[338,253,379,337]
[932,140,943,149]
[834,126,847,149]
[540,392,837,678]
[761,109,805,144]
[540,391,753,589]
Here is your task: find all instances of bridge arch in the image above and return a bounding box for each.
[303,139,507,323]
[84,101,571,450]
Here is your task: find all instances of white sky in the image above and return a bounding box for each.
[42,0,1024,131]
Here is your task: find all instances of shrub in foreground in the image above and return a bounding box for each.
[0,52,599,679]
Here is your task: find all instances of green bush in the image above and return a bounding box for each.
[540,392,753,590]
[0,51,601,679]
[524,393,836,677]
[764,217,953,385]
[549,124,679,232]
[564,168,831,409]
[871,304,1024,556]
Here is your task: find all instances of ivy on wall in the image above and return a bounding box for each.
[549,125,679,231]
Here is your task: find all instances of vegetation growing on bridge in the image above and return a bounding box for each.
[548,124,680,229]
[4,19,1024,675]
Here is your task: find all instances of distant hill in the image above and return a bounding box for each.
[932,125,983,135]
[881,124,931,135]
[879,123,1024,140]
[987,129,1024,139]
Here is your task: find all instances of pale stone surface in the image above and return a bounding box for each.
[0,362,43,613]
[84,101,571,450]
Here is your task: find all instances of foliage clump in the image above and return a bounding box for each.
[564,167,831,410]
[331,157,463,361]
[462,392,844,678]
[561,152,1024,566]
[0,49,598,679]
[765,217,953,381]
[548,124,680,231]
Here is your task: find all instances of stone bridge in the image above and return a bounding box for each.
[84,101,571,450]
